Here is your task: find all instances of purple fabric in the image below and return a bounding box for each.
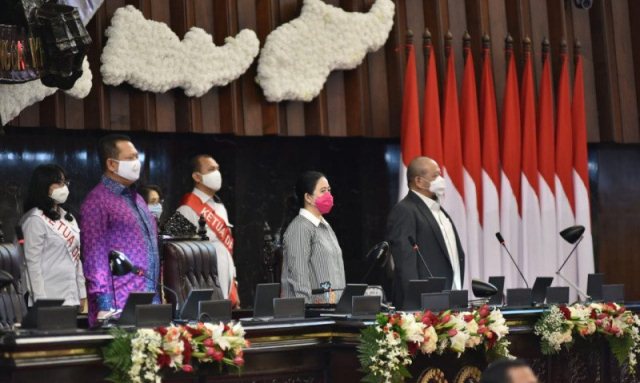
[80,176,159,327]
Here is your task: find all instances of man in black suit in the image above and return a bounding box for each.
[386,157,465,309]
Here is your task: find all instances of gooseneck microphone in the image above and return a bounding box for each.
[407,236,434,278]
[495,232,530,289]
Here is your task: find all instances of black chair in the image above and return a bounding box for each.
[0,243,27,329]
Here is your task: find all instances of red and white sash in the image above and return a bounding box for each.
[37,210,81,263]
[180,193,234,253]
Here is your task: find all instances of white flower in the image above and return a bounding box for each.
[101,5,259,97]
[400,313,426,343]
[256,0,395,102]
[0,57,92,125]
[488,310,509,339]
[420,326,438,355]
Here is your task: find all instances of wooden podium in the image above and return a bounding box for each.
[0,310,636,383]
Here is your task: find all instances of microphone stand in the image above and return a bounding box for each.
[135,270,181,316]
[555,236,590,302]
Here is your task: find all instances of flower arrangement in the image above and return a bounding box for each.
[535,302,640,373]
[358,305,511,383]
[256,0,395,102]
[101,5,260,97]
[103,322,249,383]
[0,57,92,125]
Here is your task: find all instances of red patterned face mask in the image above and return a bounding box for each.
[314,192,334,215]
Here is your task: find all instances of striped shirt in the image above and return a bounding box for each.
[281,209,346,303]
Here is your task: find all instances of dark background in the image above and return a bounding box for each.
[1,127,639,302]
[0,127,400,302]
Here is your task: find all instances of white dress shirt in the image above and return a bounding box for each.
[412,190,462,290]
[20,207,87,306]
[177,188,236,298]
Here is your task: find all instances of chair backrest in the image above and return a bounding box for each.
[0,243,27,328]
[162,240,224,308]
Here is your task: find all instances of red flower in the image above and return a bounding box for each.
[233,356,245,366]
[185,326,203,337]
[478,305,490,318]
[182,339,192,365]
[157,352,171,368]
[407,341,419,356]
[477,327,488,334]
[595,319,603,327]
[213,350,224,362]
[447,329,458,337]
[478,318,488,326]
[486,332,497,348]
[463,314,474,323]
[422,311,438,326]
[203,338,214,348]
[590,309,597,319]
[155,326,168,336]
[182,364,193,373]
[441,314,451,324]
[206,347,215,357]
[559,305,572,320]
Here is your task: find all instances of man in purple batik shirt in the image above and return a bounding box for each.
[80,134,160,327]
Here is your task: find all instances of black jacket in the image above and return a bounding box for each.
[386,191,465,309]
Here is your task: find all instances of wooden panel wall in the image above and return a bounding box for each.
[7,0,640,143]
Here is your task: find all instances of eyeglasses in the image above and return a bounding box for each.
[57,180,71,187]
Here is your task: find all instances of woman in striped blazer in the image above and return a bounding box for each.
[280,171,346,303]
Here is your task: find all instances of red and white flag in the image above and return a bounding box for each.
[537,47,559,280]
[441,44,468,286]
[422,43,443,164]
[398,44,422,200]
[461,44,482,289]
[500,47,523,288]
[480,43,502,280]
[520,46,542,284]
[572,52,595,291]
[555,51,577,289]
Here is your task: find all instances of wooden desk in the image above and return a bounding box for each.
[0,310,636,383]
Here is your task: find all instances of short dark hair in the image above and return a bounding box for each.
[98,134,132,171]
[481,359,532,383]
[24,164,67,221]
[190,154,213,174]
[138,184,163,204]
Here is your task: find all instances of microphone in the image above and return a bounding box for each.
[407,236,434,278]
[311,281,347,295]
[108,250,180,314]
[495,232,530,289]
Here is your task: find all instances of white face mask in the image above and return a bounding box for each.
[114,159,141,182]
[50,185,69,204]
[201,170,222,191]
[428,175,446,198]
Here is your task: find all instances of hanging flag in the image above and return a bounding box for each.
[500,39,523,288]
[460,36,482,289]
[519,40,542,284]
[480,37,502,281]
[422,37,443,164]
[398,41,422,200]
[441,37,467,288]
[555,46,577,291]
[537,41,558,281]
[572,48,595,291]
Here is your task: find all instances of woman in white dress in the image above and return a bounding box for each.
[20,164,86,309]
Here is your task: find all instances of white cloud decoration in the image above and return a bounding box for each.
[0,57,93,125]
[256,0,395,102]
[100,5,260,97]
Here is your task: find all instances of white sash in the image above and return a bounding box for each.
[37,210,81,263]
